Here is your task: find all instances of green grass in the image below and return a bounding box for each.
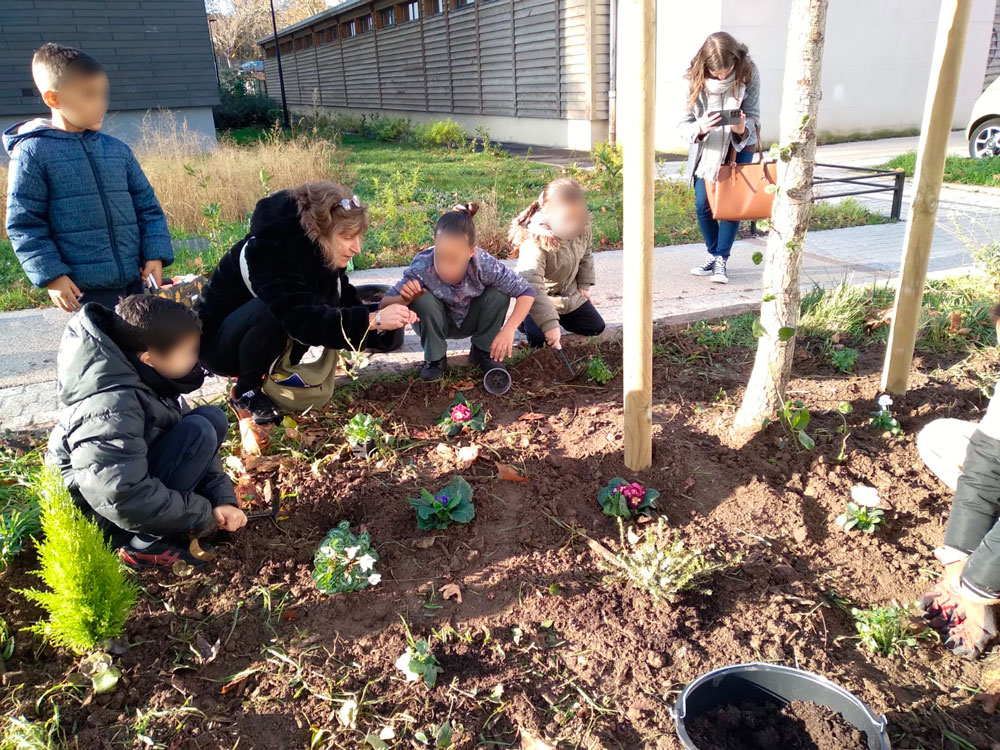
[0,126,894,312]
[878,151,1000,186]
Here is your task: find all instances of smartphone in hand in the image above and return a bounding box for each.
[719,109,742,126]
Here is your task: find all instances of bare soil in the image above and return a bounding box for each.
[2,330,999,749]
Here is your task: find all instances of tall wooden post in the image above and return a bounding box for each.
[882,0,972,394]
[621,0,655,470]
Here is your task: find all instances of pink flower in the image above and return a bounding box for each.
[619,481,646,509]
[450,404,473,422]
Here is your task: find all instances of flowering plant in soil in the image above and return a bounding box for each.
[408,476,475,531]
[597,478,658,519]
[870,394,903,436]
[313,521,381,594]
[835,485,885,533]
[395,638,442,686]
[436,393,487,437]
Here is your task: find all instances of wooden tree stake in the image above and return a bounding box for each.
[881,0,972,394]
[621,0,655,471]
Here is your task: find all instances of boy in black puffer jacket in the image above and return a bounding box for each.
[47,295,246,569]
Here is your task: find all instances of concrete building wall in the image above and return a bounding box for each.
[652,0,996,152]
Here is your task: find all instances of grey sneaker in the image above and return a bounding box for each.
[690,253,716,276]
[711,256,729,284]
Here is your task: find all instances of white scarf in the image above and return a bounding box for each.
[695,73,740,182]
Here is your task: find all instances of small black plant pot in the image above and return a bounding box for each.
[355,283,405,353]
[671,663,891,750]
[351,439,377,459]
[483,367,511,395]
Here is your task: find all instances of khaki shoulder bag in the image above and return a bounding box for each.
[706,124,777,222]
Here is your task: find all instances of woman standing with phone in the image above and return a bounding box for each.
[679,31,761,285]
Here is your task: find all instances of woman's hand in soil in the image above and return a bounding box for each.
[214,504,248,532]
[544,327,562,349]
[697,111,722,135]
[376,303,418,331]
[944,598,999,660]
[491,326,516,361]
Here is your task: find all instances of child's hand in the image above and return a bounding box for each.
[213,504,247,532]
[491,327,516,361]
[46,275,83,312]
[579,287,593,303]
[377,303,419,331]
[141,259,163,287]
[544,327,562,349]
[399,279,425,304]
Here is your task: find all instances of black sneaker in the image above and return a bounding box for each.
[469,346,507,375]
[118,538,212,570]
[420,356,447,382]
[711,256,729,284]
[231,388,280,425]
[690,253,716,277]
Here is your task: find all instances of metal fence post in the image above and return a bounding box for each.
[890,169,905,221]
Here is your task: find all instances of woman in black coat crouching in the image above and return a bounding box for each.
[196,182,415,423]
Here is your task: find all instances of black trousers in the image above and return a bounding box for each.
[521,300,606,347]
[78,278,144,309]
[199,298,291,396]
[105,405,229,547]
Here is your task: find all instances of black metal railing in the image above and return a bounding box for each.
[812,163,906,220]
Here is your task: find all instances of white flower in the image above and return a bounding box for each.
[379,726,396,741]
[878,394,893,410]
[395,650,419,681]
[358,554,376,572]
[835,513,848,527]
[318,545,334,557]
[337,699,358,729]
[344,545,360,560]
[851,485,881,508]
[367,573,382,586]
[626,528,640,545]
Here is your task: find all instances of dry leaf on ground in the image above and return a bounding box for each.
[456,444,481,469]
[441,583,462,603]
[519,726,557,749]
[496,462,529,482]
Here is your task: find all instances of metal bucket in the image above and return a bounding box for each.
[671,663,890,750]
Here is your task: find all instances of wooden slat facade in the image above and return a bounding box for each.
[260,0,609,122]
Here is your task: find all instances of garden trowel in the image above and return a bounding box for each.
[554,345,581,382]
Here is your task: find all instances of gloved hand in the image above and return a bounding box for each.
[917,549,969,632]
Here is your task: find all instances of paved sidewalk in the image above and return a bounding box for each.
[0,132,988,432]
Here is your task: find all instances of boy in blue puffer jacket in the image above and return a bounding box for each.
[4,43,173,311]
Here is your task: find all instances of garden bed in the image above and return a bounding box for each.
[2,322,1000,748]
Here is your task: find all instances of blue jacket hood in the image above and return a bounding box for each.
[2,119,88,156]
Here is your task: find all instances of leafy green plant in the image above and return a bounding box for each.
[586,141,624,236]
[597,478,658,519]
[586,356,614,384]
[395,636,442,686]
[870,394,903,436]
[830,346,859,373]
[851,602,927,656]
[602,518,729,603]
[18,468,138,654]
[408,476,475,531]
[835,485,885,533]
[436,394,487,437]
[364,113,412,141]
[414,721,453,747]
[770,399,816,450]
[343,413,391,456]
[0,710,62,750]
[415,117,467,148]
[313,520,381,594]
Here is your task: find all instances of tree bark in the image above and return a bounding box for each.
[732,0,829,439]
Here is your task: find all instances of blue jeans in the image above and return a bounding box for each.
[147,405,229,494]
[693,147,755,259]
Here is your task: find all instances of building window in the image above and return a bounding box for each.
[302,35,312,48]
[380,8,396,27]
[406,0,420,20]
[343,20,357,37]
[359,14,373,32]
[325,27,335,42]
[265,46,276,59]
[427,0,444,15]
[455,0,474,7]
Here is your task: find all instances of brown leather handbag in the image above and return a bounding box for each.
[706,134,777,221]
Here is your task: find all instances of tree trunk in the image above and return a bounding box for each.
[732,0,829,439]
